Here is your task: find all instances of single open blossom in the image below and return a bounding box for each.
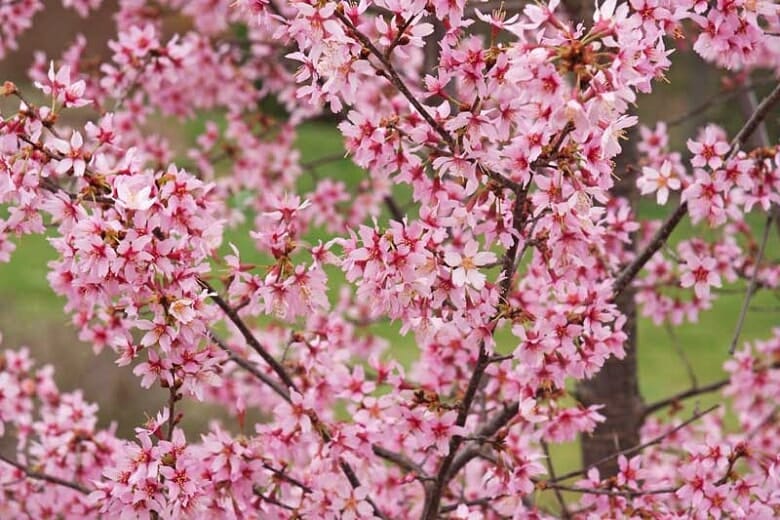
[34,62,91,107]
[114,175,156,210]
[444,240,497,290]
[49,131,88,177]
[639,160,681,204]
[687,126,730,170]
[600,115,638,159]
[168,298,195,324]
[332,485,374,520]
[680,253,722,299]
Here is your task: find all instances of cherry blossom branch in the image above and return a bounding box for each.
[420,343,489,517]
[444,401,521,482]
[729,82,780,152]
[667,78,775,128]
[335,459,391,520]
[423,173,540,517]
[0,453,90,494]
[729,213,773,354]
[300,153,346,170]
[613,81,780,297]
[253,487,297,511]
[641,361,780,420]
[334,9,523,192]
[427,128,571,504]
[199,279,299,391]
[334,11,455,145]
[334,10,452,146]
[201,282,391,519]
[550,404,719,483]
[165,374,178,442]
[383,195,404,222]
[372,445,431,481]
[542,482,677,497]
[612,202,689,297]
[744,406,779,439]
[665,321,698,389]
[301,152,404,221]
[262,462,313,493]
[209,329,292,402]
[385,16,415,58]
[499,189,530,298]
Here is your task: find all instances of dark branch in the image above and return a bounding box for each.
[0,453,90,494]
[729,214,773,354]
[372,445,430,480]
[641,361,780,420]
[541,440,570,518]
[262,462,313,493]
[209,330,292,403]
[551,405,719,483]
[199,278,299,391]
[541,482,677,497]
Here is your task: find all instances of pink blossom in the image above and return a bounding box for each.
[49,131,88,177]
[444,240,497,290]
[114,175,156,211]
[638,160,681,204]
[680,253,722,299]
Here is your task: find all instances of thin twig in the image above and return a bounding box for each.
[641,361,780,420]
[334,10,523,193]
[385,16,415,58]
[664,322,698,389]
[199,279,299,391]
[541,440,570,518]
[209,330,292,403]
[422,166,541,517]
[744,406,778,439]
[551,405,719,483]
[542,482,677,497]
[0,453,89,494]
[372,445,431,480]
[166,372,177,442]
[729,214,773,354]
[262,462,313,493]
[729,82,780,154]
[300,153,346,170]
[253,486,297,510]
[666,79,774,128]
[613,202,688,297]
[202,282,390,519]
[445,401,521,481]
[383,195,405,222]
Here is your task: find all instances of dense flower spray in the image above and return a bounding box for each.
[0,0,779,518]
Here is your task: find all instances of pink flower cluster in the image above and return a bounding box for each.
[0,0,778,518]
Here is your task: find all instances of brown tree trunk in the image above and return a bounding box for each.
[576,131,644,477]
[554,0,645,478]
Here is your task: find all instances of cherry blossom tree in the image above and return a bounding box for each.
[0,0,779,518]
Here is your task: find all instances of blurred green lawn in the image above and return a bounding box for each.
[1,120,778,484]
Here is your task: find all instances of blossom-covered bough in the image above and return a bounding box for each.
[0,0,779,518]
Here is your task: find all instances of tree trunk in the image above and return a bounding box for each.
[576,131,644,477]
[554,0,645,478]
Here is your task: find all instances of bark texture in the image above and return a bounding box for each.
[576,131,644,477]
